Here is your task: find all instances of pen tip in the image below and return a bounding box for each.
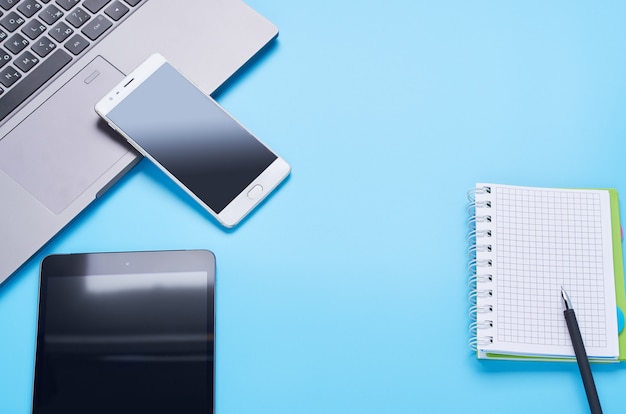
[561,287,571,310]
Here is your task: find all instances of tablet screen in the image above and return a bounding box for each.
[33,251,215,414]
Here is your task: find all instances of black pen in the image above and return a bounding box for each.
[561,287,603,414]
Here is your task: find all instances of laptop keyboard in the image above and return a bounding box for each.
[0,0,144,122]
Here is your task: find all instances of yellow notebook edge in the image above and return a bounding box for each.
[478,187,626,362]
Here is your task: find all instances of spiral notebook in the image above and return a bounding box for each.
[467,183,626,361]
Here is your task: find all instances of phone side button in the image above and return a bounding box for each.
[247,184,263,200]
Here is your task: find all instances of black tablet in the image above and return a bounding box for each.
[33,250,216,414]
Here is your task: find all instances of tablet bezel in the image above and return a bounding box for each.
[33,250,216,413]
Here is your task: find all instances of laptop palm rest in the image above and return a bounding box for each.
[0,56,133,214]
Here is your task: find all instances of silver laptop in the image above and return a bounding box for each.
[0,0,278,284]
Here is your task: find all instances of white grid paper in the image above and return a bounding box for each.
[475,184,618,358]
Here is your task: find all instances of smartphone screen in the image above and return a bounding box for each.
[102,59,287,224]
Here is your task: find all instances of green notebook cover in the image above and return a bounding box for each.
[609,189,626,361]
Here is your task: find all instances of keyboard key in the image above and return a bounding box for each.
[65,7,89,28]
[64,33,87,54]
[17,0,41,18]
[123,0,139,6]
[81,14,110,40]
[0,48,71,121]
[0,0,20,11]
[55,0,79,11]
[48,20,71,42]
[31,35,55,57]
[39,4,63,25]
[5,32,28,53]
[14,50,38,72]
[1,11,25,32]
[21,18,46,39]
[0,47,10,67]
[0,29,7,41]
[0,65,20,87]
[104,0,127,21]
[83,0,111,14]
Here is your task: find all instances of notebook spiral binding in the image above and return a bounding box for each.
[467,185,495,351]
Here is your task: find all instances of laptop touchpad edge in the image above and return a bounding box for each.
[0,56,131,215]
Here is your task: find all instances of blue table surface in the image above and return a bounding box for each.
[3,1,626,413]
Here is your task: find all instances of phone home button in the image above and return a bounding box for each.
[247,184,263,200]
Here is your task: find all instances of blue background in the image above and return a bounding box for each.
[3,1,626,412]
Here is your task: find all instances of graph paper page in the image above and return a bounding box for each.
[475,184,618,358]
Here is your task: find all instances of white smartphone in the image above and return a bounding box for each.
[95,54,290,228]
